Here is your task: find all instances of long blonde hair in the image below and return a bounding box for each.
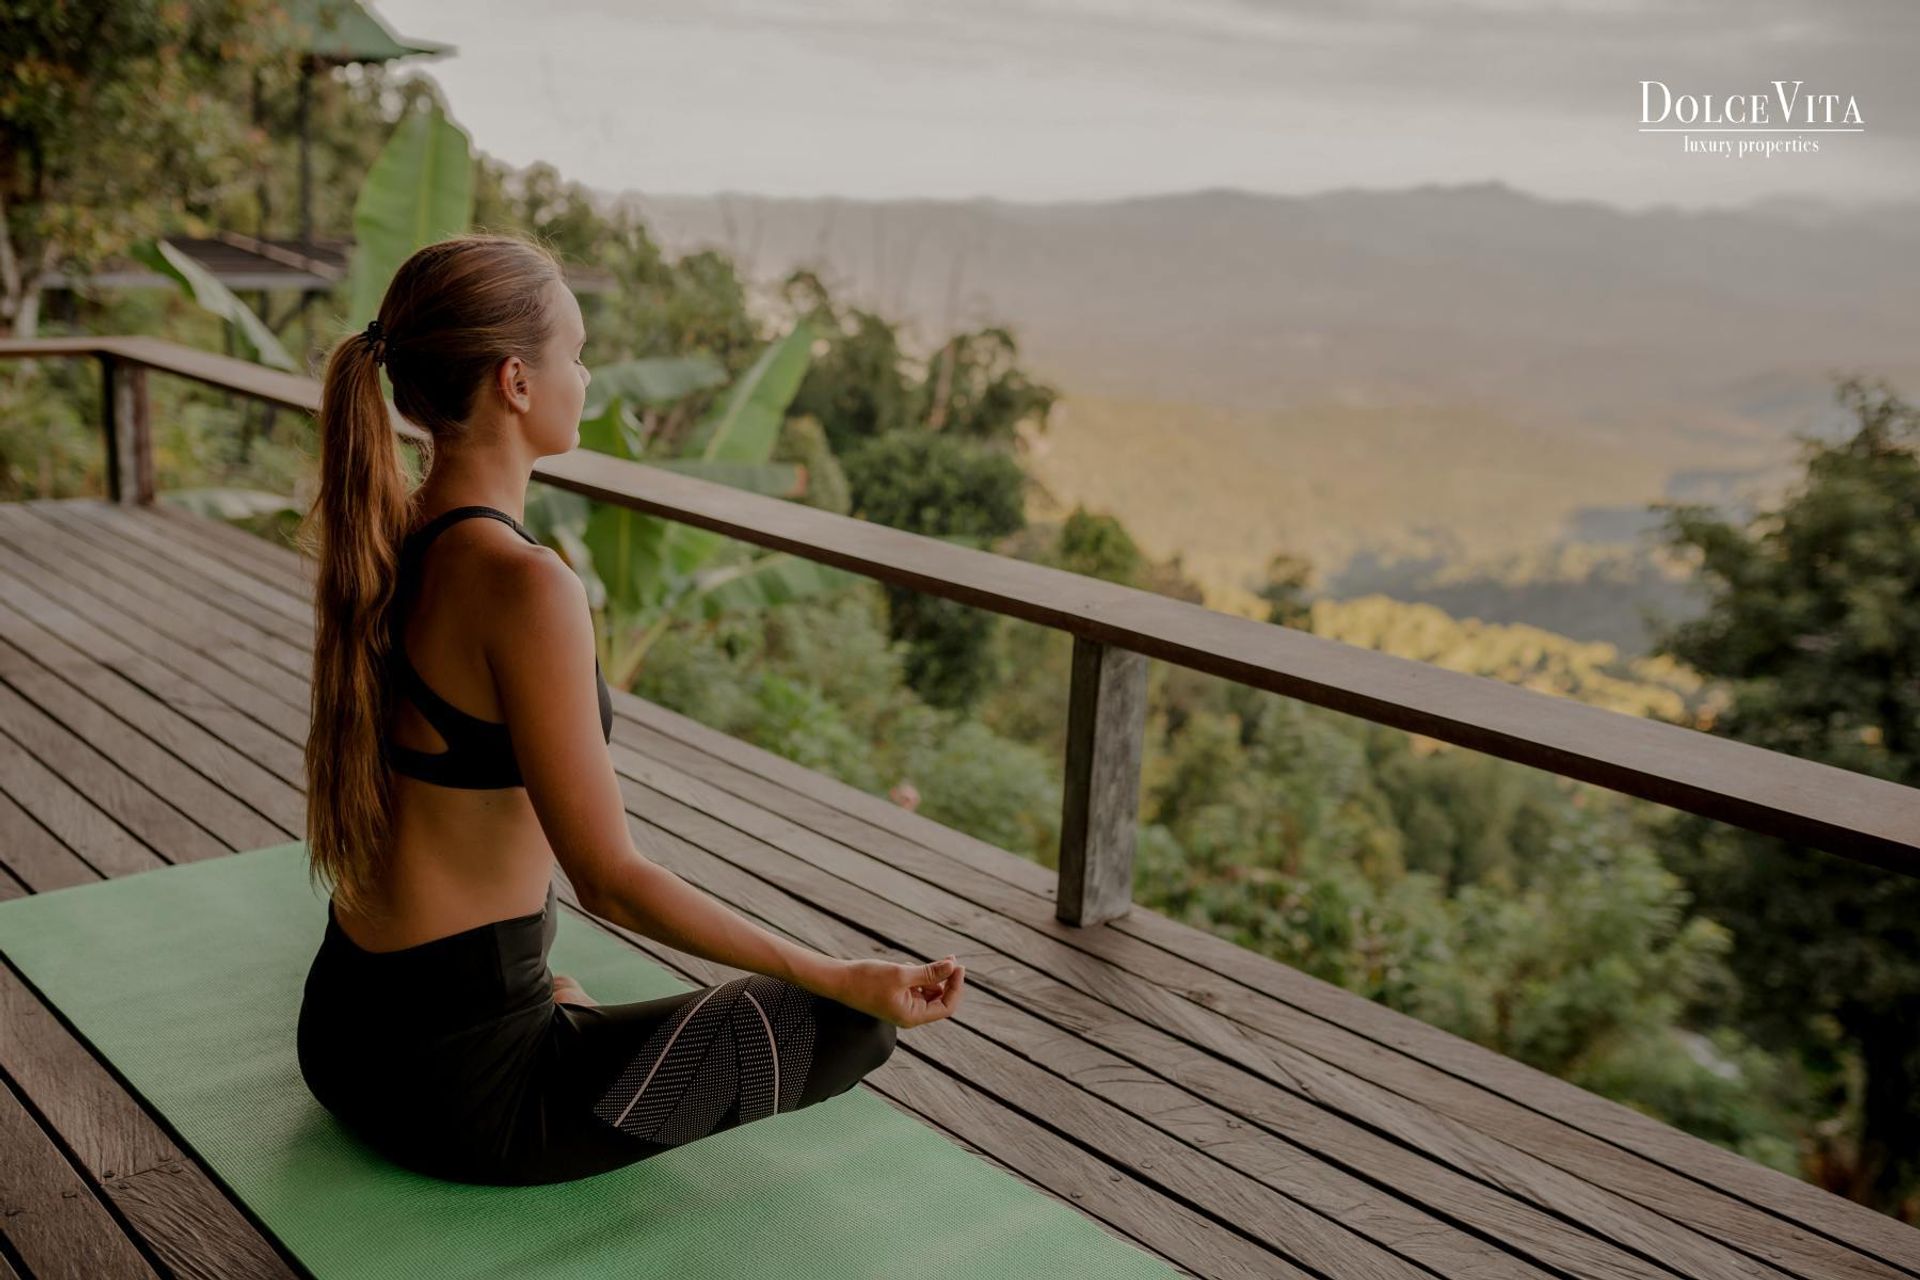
[297,231,566,918]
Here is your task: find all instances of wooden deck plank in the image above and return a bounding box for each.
[602,748,1767,1280]
[584,797,1468,1278]
[0,593,295,856]
[552,889,1230,1280]
[0,964,299,1280]
[0,1070,161,1280]
[0,861,32,903]
[0,710,168,882]
[78,498,1920,1280]
[616,694,1920,1278]
[52,502,313,636]
[0,506,309,735]
[0,673,228,865]
[0,780,103,893]
[23,503,312,680]
[0,640,284,857]
[0,537,1221,1280]
[0,584,302,834]
[4,498,1913,1280]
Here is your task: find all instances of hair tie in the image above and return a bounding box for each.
[362,318,387,367]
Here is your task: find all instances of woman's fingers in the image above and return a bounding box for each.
[918,956,957,987]
[906,961,965,1025]
[876,955,966,1027]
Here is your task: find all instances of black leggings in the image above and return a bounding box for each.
[522,973,900,1185]
[298,893,899,1187]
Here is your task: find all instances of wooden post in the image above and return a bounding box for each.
[101,356,153,505]
[1057,635,1149,926]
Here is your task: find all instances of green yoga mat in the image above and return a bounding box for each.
[0,841,1176,1279]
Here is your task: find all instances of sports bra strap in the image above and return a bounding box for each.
[401,505,538,566]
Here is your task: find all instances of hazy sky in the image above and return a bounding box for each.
[373,0,1919,211]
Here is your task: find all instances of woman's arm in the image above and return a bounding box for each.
[487,544,964,1028]
[581,851,839,992]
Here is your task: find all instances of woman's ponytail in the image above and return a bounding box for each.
[298,319,417,920]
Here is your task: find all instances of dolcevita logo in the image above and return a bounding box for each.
[1640,79,1864,129]
[1639,79,1862,159]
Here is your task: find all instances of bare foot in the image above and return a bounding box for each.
[552,973,597,1007]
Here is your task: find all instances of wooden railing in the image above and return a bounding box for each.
[7,335,1918,927]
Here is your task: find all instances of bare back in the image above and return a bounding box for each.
[332,513,557,951]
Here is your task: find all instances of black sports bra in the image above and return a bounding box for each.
[386,505,613,790]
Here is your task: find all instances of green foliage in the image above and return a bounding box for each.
[0,372,97,498]
[844,431,1029,709]
[543,324,867,687]
[785,271,917,454]
[1052,506,1146,586]
[772,415,852,516]
[471,160,603,269]
[914,327,1058,444]
[345,98,475,331]
[790,304,1054,711]
[844,431,1028,539]
[0,0,279,336]
[581,354,728,419]
[1650,375,1920,1212]
[1260,552,1315,628]
[589,212,761,382]
[1310,594,1705,722]
[1131,681,1808,1173]
[1403,819,1802,1167]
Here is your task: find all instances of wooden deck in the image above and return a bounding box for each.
[0,495,1915,1280]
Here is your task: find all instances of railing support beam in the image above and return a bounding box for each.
[1057,636,1149,926]
[101,356,153,505]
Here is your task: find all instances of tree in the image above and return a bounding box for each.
[0,0,280,336]
[1259,551,1316,628]
[1650,375,1920,1214]
[844,430,1029,709]
[1054,506,1146,588]
[915,325,1057,443]
[783,269,916,455]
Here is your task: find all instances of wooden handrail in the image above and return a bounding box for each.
[0,335,427,441]
[7,336,1918,921]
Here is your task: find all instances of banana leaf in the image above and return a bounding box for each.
[346,101,474,330]
[686,552,865,618]
[582,354,728,417]
[659,324,813,579]
[131,240,297,371]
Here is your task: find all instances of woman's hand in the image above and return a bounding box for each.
[828,954,966,1028]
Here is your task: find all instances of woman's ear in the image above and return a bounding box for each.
[498,355,532,413]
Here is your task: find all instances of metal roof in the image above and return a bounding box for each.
[270,0,453,65]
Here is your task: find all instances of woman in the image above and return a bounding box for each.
[295,232,964,1187]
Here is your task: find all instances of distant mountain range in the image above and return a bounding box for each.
[621,182,1920,643]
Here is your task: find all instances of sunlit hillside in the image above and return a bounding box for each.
[1015,391,1790,622]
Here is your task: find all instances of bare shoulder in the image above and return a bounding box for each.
[472,528,589,655]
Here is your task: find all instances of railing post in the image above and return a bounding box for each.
[100,355,153,504]
[1057,635,1149,926]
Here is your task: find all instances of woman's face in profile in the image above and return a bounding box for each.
[525,276,591,454]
